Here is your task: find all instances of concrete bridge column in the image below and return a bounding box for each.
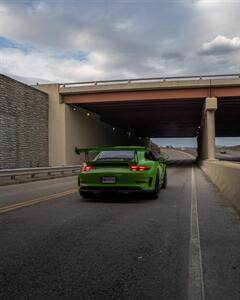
[199,97,218,160]
[34,83,66,167]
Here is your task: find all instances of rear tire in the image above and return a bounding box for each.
[162,171,167,189]
[149,174,160,199]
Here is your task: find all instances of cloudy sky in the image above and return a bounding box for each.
[0,0,240,84]
[0,0,240,146]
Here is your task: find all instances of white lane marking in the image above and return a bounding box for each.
[188,166,205,300]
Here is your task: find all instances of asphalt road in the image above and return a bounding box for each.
[0,159,239,299]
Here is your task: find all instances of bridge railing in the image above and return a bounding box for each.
[0,165,81,181]
[60,73,240,88]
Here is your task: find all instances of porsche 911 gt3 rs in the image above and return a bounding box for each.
[75,146,167,199]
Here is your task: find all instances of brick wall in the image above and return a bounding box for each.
[0,74,48,168]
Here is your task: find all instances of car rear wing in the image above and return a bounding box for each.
[75,146,146,162]
[75,146,146,154]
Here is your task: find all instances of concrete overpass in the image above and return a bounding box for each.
[35,74,240,165]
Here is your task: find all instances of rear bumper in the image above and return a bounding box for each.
[79,186,153,194]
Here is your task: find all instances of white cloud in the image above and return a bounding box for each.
[0,0,240,83]
[0,2,7,13]
[0,47,137,83]
[199,35,240,55]
[114,20,135,31]
[194,0,225,8]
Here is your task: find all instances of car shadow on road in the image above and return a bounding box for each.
[80,193,157,204]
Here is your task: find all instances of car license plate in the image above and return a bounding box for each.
[102,177,116,184]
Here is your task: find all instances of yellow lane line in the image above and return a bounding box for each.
[0,188,78,214]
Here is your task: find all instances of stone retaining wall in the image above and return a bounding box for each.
[0,74,48,168]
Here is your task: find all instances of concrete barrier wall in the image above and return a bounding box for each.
[199,160,240,213]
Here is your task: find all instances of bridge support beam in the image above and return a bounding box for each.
[198,97,218,160]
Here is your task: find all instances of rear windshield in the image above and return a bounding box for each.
[95,151,135,161]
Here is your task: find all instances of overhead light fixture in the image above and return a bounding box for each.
[86,112,90,117]
[73,107,77,111]
[112,127,115,131]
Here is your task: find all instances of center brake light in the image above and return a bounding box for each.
[81,165,92,172]
[130,165,150,171]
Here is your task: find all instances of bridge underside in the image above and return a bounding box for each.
[216,98,240,137]
[75,99,204,138]
[35,77,240,165]
[63,81,240,139]
[68,97,240,138]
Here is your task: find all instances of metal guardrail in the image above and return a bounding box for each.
[0,165,81,180]
[60,73,240,88]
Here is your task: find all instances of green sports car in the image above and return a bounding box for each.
[75,146,167,199]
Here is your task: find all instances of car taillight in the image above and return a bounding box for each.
[130,165,150,171]
[81,165,92,172]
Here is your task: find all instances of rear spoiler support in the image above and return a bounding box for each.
[85,151,89,162]
[134,150,138,163]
